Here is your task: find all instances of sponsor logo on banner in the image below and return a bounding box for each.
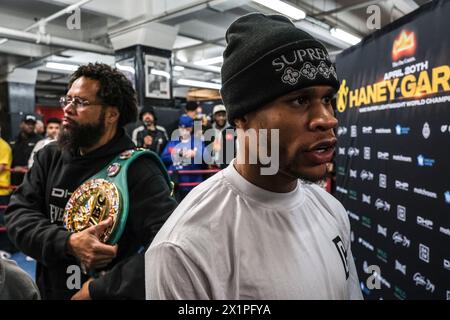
[377,224,388,237]
[441,124,448,133]
[349,169,358,178]
[414,187,437,199]
[395,124,410,135]
[362,194,371,204]
[379,174,387,188]
[419,243,430,263]
[337,166,345,176]
[336,186,348,194]
[358,237,374,251]
[393,154,412,162]
[362,216,372,229]
[348,190,358,200]
[439,226,450,237]
[337,126,347,136]
[364,147,371,160]
[444,259,450,271]
[422,122,430,139]
[395,180,409,191]
[360,170,374,181]
[377,248,388,263]
[395,260,407,275]
[445,191,450,204]
[394,286,407,300]
[347,210,360,221]
[338,147,346,155]
[362,126,373,134]
[392,232,410,247]
[392,30,416,61]
[417,216,433,230]
[347,147,359,157]
[377,151,389,160]
[413,273,435,293]
[351,125,357,137]
[397,205,407,222]
[375,128,392,134]
[417,154,435,167]
[375,198,390,211]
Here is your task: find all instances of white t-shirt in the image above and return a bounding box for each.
[145,161,363,300]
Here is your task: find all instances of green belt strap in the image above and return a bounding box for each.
[87,148,173,244]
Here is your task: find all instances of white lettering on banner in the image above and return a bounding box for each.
[393,154,413,162]
[413,273,435,293]
[377,225,387,237]
[417,216,433,230]
[414,188,438,199]
[439,227,450,237]
[419,244,430,263]
[336,186,348,194]
[375,128,392,134]
[395,260,407,275]
[347,210,360,221]
[358,237,374,251]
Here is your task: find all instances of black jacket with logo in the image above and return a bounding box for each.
[10,133,43,185]
[5,129,177,299]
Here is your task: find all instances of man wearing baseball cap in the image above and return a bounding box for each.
[10,114,42,186]
[146,13,362,299]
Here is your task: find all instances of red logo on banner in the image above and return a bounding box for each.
[392,30,416,61]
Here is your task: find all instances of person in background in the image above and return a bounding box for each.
[10,114,42,186]
[0,256,40,299]
[160,115,207,201]
[205,104,229,167]
[28,118,62,168]
[34,119,45,137]
[5,63,176,300]
[131,106,168,155]
[0,127,13,254]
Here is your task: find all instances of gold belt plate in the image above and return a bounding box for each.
[64,179,121,243]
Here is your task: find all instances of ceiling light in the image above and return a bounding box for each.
[194,56,223,66]
[0,38,8,45]
[45,62,79,71]
[252,0,306,20]
[177,79,221,90]
[330,28,361,45]
[174,66,185,71]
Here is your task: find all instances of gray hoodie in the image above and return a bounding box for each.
[0,258,40,300]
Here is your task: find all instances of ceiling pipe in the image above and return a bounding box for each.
[0,26,113,55]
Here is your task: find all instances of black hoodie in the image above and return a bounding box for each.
[5,128,177,299]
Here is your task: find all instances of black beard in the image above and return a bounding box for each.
[58,110,106,153]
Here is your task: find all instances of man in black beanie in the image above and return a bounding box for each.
[145,13,362,300]
[132,105,168,154]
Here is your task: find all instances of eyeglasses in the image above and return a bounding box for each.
[60,96,94,110]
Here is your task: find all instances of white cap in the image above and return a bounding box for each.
[213,104,226,115]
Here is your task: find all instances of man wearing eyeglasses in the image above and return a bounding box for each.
[5,63,177,300]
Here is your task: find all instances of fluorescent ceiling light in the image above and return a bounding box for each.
[194,56,223,66]
[151,69,171,79]
[252,0,306,20]
[177,79,221,90]
[330,28,361,46]
[174,66,185,71]
[46,62,79,71]
[116,63,135,74]
[0,38,8,45]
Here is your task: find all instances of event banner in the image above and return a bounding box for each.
[334,0,449,299]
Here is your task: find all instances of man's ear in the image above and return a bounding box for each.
[105,106,120,125]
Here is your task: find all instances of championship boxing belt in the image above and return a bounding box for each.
[63,149,173,245]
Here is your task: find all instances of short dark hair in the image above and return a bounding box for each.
[68,63,138,127]
[185,101,198,112]
[47,117,62,125]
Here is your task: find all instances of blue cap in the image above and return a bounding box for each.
[179,115,194,128]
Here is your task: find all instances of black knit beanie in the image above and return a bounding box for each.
[221,13,339,123]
